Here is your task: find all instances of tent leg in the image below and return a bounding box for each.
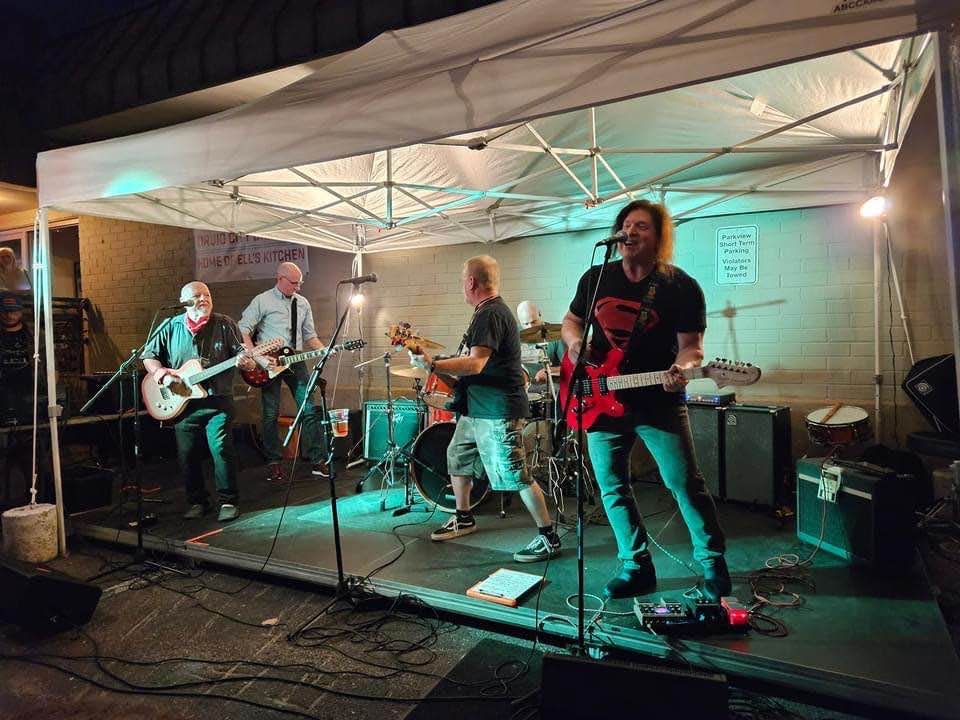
[38,209,67,557]
[935,29,960,422]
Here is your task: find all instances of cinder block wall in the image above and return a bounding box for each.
[77,218,355,421]
[356,195,950,457]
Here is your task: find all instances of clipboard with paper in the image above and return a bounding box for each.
[466,568,544,607]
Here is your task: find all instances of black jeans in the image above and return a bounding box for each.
[260,365,326,464]
[174,396,238,506]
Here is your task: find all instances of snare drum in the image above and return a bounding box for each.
[410,422,489,512]
[805,405,871,446]
[422,372,457,425]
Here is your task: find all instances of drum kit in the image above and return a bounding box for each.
[361,321,589,514]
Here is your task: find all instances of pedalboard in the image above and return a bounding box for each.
[634,596,750,634]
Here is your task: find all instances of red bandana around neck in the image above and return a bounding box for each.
[185,313,211,336]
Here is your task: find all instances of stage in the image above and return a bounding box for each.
[69,451,960,719]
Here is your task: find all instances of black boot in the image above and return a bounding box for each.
[603,562,657,600]
[702,557,732,601]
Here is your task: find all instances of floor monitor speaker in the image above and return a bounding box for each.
[0,555,102,633]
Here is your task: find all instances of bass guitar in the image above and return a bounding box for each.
[142,338,282,421]
[240,339,367,388]
[559,349,761,431]
[387,322,468,415]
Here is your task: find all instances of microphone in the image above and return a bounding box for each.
[338,273,378,285]
[161,300,195,309]
[595,230,627,247]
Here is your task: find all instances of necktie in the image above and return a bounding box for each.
[289,296,298,348]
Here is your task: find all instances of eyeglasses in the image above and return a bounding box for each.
[280,276,303,287]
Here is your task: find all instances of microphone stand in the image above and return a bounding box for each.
[560,240,617,656]
[82,309,180,580]
[285,301,351,591]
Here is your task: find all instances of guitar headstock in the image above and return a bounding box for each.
[340,339,367,352]
[703,358,761,388]
[387,322,424,355]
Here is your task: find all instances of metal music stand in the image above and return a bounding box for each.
[356,352,430,516]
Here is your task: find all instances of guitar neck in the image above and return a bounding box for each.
[281,347,328,367]
[607,366,704,391]
[188,355,240,385]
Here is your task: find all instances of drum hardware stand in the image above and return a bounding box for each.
[356,353,430,516]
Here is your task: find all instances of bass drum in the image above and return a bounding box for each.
[410,422,489,512]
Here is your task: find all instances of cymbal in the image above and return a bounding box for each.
[391,366,430,380]
[519,322,563,343]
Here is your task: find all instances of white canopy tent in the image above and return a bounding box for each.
[33,0,957,554]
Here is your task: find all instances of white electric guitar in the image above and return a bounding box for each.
[142,338,282,421]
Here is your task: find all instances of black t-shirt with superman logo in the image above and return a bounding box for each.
[569,262,706,409]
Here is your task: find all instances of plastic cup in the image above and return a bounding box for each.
[329,408,349,437]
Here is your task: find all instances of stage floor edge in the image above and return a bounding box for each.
[73,520,959,720]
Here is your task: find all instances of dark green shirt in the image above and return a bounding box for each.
[463,297,528,419]
[141,313,245,397]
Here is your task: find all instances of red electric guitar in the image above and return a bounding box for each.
[559,348,761,431]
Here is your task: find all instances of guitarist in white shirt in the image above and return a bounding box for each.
[561,200,731,601]
[239,262,328,484]
[142,281,255,522]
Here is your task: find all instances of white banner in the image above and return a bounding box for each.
[715,225,758,285]
[194,231,309,283]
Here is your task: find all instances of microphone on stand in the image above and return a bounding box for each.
[594,230,627,247]
[338,273,378,285]
[160,299,195,309]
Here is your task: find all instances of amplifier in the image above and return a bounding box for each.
[723,405,791,506]
[362,399,422,461]
[796,458,914,566]
[687,403,724,498]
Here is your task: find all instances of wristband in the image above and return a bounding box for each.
[429,360,437,374]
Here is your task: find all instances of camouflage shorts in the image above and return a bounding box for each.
[446,416,531,491]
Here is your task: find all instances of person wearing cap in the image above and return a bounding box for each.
[0,292,33,423]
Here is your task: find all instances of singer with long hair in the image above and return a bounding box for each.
[560,200,730,601]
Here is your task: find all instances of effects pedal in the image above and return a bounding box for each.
[683,596,724,625]
[634,599,692,630]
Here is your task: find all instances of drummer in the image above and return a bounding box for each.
[517,300,566,397]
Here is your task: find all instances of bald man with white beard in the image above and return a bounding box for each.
[142,281,255,522]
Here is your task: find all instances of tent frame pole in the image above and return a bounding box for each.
[38,208,67,556]
[934,29,960,411]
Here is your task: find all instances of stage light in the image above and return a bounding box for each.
[350,292,365,308]
[859,195,887,219]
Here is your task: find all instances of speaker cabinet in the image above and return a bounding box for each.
[687,403,724,498]
[363,400,422,461]
[796,458,914,566]
[723,405,791,506]
[902,354,959,434]
[540,652,727,718]
[0,556,102,633]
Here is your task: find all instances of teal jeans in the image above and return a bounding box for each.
[587,404,725,570]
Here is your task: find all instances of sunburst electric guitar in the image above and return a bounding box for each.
[240,339,367,388]
[559,348,761,431]
[142,338,283,421]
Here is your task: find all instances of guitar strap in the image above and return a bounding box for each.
[621,267,663,369]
